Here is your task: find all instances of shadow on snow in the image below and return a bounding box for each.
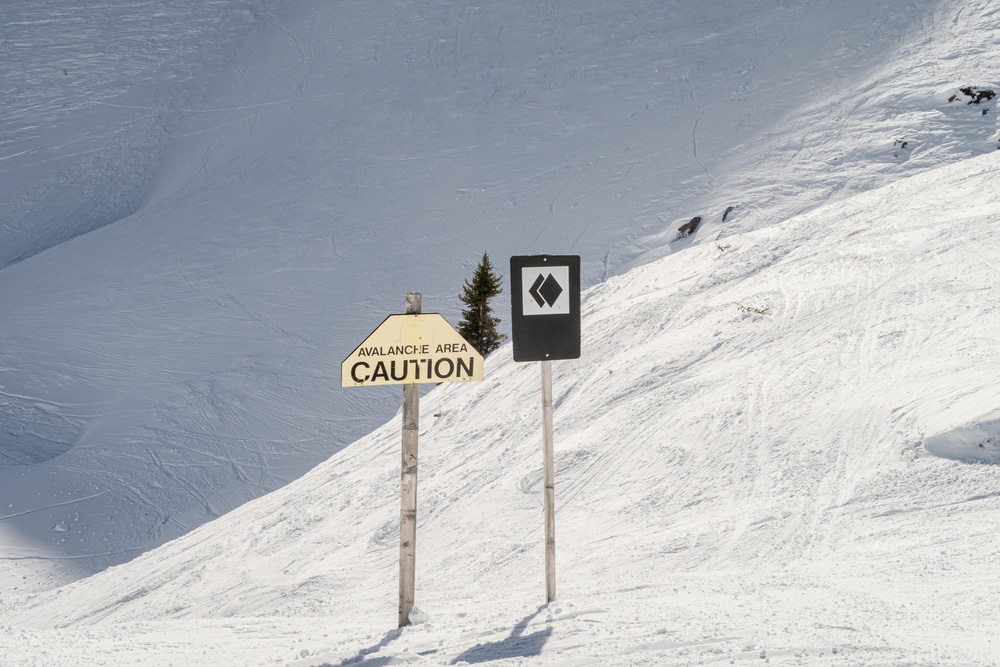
[450,605,553,665]
[316,605,553,667]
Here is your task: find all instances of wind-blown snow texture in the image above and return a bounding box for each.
[2,0,1000,664]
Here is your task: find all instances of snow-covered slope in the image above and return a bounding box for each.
[4,150,1000,664]
[2,0,999,617]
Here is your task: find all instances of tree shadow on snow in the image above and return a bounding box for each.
[450,605,553,665]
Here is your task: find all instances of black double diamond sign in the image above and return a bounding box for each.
[528,273,564,308]
[510,255,580,362]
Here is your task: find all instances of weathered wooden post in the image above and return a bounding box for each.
[341,293,483,628]
[399,292,420,626]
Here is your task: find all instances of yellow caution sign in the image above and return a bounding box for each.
[341,314,484,387]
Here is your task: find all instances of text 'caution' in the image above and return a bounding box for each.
[342,313,484,387]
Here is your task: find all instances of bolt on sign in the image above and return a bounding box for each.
[341,313,484,387]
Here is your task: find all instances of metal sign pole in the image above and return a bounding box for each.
[510,255,578,605]
[540,359,556,603]
[399,292,421,627]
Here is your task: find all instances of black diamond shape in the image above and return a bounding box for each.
[528,274,547,307]
[538,273,563,307]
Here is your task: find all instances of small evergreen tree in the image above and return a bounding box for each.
[458,252,507,356]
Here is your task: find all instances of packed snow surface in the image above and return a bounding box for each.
[2,0,1000,664]
[5,149,1000,664]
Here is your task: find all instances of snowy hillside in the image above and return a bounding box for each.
[2,0,1000,650]
[4,150,1000,665]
